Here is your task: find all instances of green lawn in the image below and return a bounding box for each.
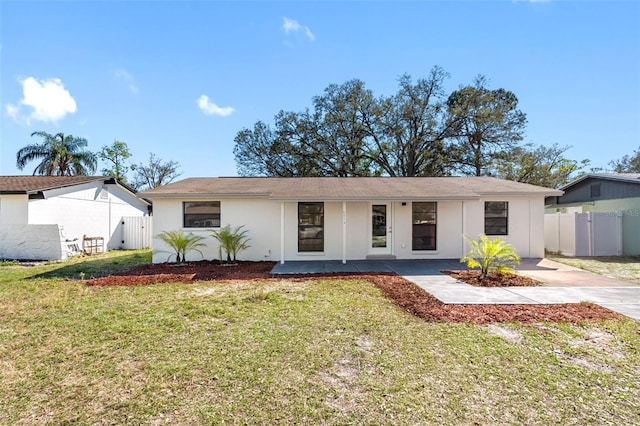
[1,250,638,425]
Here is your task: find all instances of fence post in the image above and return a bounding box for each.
[617,212,623,255]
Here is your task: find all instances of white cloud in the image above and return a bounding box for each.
[282,17,315,41]
[5,104,19,121]
[304,27,315,41]
[114,68,139,94]
[283,17,301,34]
[5,77,77,124]
[196,95,234,117]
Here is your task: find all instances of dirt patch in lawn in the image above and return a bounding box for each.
[444,270,541,287]
[86,261,622,324]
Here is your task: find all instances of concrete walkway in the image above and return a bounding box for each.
[271,258,640,320]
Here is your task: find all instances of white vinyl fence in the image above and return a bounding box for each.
[545,212,623,256]
[120,216,153,249]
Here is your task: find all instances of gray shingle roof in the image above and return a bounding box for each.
[0,176,148,206]
[559,173,640,190]
[140,176,562,200]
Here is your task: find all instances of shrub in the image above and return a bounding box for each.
[155,230,206,263]
[460,234,520,282]
[211,225,251,263]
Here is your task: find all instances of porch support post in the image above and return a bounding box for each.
[342,201,347,264]
[461,201,466,257]
[280,202,285,264]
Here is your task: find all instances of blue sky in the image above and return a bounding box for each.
[1,1,639,180]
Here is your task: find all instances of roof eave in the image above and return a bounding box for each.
[269,195,481,202]
[141,192,273,199]
[476,190,564,197]
[0,190,28,195]
[559,174,640,190]
[105,178,151,206]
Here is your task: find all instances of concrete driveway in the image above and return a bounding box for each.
[271,258,640,320]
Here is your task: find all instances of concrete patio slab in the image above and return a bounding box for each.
[506,287,640,304]
[516,258,638,287]
[597,303,640,320]
[422,285,541,305]
[271,260,397,274]
[271,259,465,275]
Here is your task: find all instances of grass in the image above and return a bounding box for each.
[0,250,638,425]
[548,254,640,284]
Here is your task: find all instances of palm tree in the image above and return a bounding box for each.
[460,234,520,282]
[16,131,97,176]
[155,230,207,263]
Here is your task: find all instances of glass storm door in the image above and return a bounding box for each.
[370,203,392,254]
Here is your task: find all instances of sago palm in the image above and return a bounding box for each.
[16,131,97,176]
[156,230,207,263]
[211,225,251,263]
[460,233,520,282]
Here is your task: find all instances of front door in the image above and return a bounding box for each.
[369,203,392,255]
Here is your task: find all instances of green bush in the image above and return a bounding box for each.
[211,225,251,263]
[155,230,207,263]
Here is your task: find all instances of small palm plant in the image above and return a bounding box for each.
[211,225,251,263]
[460,234,520,282]
[156,230,207,263]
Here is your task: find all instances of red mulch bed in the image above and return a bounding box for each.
[444,270,541,287]
[86,261,275,286]
[86,261,622,323]
[368,275,621,324]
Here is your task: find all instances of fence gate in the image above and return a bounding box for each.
[120,216,153,249]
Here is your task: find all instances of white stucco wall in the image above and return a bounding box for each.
[28,182,148,250]
[463,197,545,258]
[150,195,547,263]
[0,195,29,225]
[0,224,66,260]
[283,201,368,261]
[392,201,465,259]
[151,197,281,263]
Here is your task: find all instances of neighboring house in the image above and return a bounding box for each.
[0,176,150,260]
[545,173,640,255]
[141,177,561,264]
